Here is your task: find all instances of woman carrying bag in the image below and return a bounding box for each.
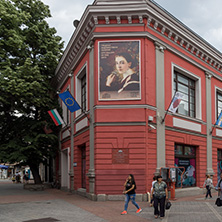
[151,175,168,219]
[215,173,222,207]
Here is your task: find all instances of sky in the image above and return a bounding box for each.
[41,0,222,52]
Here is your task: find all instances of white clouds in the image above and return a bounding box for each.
[41,0,222,52]
[155,0,222,51]
[42,0,92,47]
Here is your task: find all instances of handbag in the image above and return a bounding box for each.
[215,197,221,207]
[165,200,172,210]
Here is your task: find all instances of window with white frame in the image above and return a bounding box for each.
[216,91,222,117]
[81,75,86,112]
[172,65,201,120]
[173,71,196,118]
[76,65,87,116]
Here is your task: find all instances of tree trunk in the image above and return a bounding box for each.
[29,164,42,184]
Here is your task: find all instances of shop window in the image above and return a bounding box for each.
[175,144,196,188]
[173,71,196,118]
[217,149,222,181]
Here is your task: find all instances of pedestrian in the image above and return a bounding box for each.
[216,172,222,202]
[23,171,29,184]
[203,175,213,199]
[15,171,21,183]
[150,175,157,207]
[121,174,142,215]
[12,175,16,183]
[151,175,168,219]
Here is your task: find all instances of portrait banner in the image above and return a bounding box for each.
[98,41,141,100]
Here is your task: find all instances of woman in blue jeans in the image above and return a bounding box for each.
[121,174,142,215]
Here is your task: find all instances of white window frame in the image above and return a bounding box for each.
[171,63,202,120]
[75,63,88,117]
[215,86,222,121]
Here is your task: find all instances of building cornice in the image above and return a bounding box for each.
[54,0,222,89]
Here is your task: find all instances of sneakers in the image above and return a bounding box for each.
[136,208,142,213]
[121,208,142,215]
[121,210,127,215]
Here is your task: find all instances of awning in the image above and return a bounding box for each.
[0,165,9,169]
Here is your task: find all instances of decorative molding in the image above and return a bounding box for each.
[205,72,212,79]
[117,16,121,24]
[54,1,222,88]
[161,27,165,35]
[105,16,110,24]
[139,15,143,24]
[128,16,132,24]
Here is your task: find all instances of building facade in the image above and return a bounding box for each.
[53,0,222,200]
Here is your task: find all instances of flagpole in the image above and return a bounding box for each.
[161,91,177,124]
[210,110,222,135]
[66,89,90,122]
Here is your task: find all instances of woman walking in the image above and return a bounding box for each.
[203,175,213,199]
[151,175,168,219]
[121,174,142,215]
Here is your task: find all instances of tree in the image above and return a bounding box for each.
[0,0,64,184]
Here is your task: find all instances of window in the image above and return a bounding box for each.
[76,65,87,117]
[173,71,196,118]
[81,75,86,112]
[216,91,222,117]
[175,144,196,188]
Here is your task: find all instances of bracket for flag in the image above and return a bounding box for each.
[161,91,177,124]
[59,89,90,122]
[210,110,222,135]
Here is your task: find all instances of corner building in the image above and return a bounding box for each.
[54,0,222,200]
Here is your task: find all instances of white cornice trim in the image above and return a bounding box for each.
[54,1,222,88]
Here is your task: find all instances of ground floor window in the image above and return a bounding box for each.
[217,149,222,181]
[175,144,196,188]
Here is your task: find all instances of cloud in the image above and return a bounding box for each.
[42,0,92,47]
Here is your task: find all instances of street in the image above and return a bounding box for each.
[0,179,222,222]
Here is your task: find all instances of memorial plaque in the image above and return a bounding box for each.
[112,149,129,164]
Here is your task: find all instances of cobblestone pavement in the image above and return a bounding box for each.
[0,179,221,222]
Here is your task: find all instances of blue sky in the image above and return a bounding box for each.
[42,0,222,52]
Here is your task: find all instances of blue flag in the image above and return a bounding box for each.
[216,111,222,127]
[59,91,81,113]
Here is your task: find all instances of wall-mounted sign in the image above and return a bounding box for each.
[112,148,129,164]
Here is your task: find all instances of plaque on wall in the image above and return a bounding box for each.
[112,149,129,164]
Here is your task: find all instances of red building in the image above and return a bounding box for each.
[53,0,222,200]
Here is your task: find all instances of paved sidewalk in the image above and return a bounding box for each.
[0,179,221,222]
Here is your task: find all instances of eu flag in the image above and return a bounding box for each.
[59,91,81,113]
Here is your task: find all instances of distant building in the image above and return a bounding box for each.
[53,0,222,200]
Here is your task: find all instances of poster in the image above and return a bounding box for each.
[99,41,141,100]
[175,158,196,187]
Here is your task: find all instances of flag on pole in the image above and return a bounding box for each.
[59,91,81,113]
[169,92,184,113]
[48,109,64,126]
[216,111,222,127]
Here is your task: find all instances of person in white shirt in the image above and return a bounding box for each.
[203,175,213,199]
[150,176,157,207]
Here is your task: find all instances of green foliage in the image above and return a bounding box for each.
[0,0,64,173]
